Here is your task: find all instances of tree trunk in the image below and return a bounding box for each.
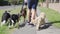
[59,0,60,3]
[54,0,56,3]
[46,0,49,8]
[51,0,52,3]
[41,2,43,7]
[41,0,43,7]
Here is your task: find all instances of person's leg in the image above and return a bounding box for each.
[31,0,38,24]
[31,9,36,24]
[27,0,32,23]
[27,9,31,23]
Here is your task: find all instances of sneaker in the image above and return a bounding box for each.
[29,22,35,26]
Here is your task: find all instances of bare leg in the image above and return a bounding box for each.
[31,9,36,24]
[27,9,31,23]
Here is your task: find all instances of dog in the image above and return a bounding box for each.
[8,13,21,27]
[20,8,27,22]
[20,0,27,22]
[1,11,10,26]
[31,12,46,30]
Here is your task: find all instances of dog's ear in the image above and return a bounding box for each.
[7,11,11,14]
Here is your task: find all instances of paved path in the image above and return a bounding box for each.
[12,23,36,34]
[0,5,21,11]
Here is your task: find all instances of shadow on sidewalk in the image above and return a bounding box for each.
[18,21,27,29]
[49,21,60,24]
[38,23,52,30]
[39,21,60,30]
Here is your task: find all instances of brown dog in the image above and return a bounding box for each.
[20,8,27,22]
[31,12,46,30]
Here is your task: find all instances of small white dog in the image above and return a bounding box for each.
[31,12,46,30]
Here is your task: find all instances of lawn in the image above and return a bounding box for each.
[40,7,60,28]
[0,7,21,34]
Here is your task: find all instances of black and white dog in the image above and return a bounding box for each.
[1,11,10,26]
[9,13,21,27]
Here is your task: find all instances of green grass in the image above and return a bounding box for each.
[0,26,7,34]
[0,7,21,34]
[40,7,60,28]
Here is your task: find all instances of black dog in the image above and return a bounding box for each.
[1,11,10,26]
[9,13,21,27]
[20,8,27,22]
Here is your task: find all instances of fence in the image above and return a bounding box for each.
[40,3,60,12]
